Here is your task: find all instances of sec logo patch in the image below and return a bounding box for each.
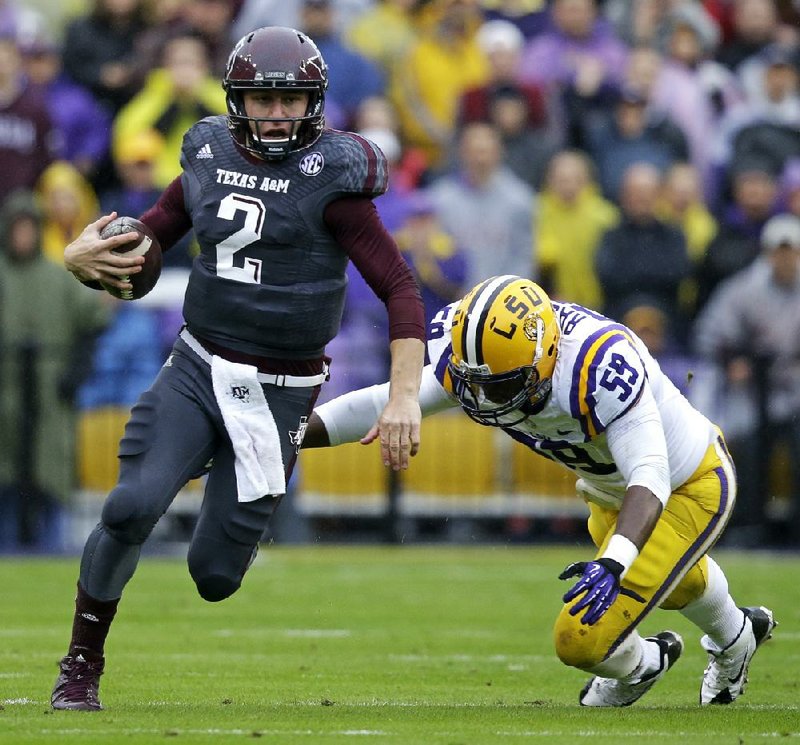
[299,152,324,176]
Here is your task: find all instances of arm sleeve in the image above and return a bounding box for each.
[605,383,672,506]
[324,197,425,343]
[317,365,456,445]
[138,176,193,253]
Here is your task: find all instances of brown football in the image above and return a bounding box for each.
[99,216,162,300]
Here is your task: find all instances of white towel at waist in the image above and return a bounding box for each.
[210,355,286,502]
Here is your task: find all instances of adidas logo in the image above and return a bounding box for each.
[196,143,213,159]
[80,612,100,622]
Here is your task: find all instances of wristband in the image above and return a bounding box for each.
[601,534,639,579]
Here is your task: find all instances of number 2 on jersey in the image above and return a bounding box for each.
[215,193,266,284]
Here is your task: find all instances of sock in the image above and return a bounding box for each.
[628,636,664,682]
[680,556,745,650]
[586,631,643,679]
[68,582,120,660]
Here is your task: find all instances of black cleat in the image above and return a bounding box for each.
[51,654,105,711]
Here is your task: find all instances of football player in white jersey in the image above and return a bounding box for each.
[303,275,777,707]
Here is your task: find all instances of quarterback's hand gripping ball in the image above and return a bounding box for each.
[559,559,645,625]
[99,216,162,300]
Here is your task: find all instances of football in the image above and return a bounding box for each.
[99,216,162,300]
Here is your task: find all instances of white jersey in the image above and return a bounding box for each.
[426,300,718,508]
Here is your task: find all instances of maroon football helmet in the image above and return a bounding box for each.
[223,26,328,160]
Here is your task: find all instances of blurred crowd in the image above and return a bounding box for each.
[1,0,799,549]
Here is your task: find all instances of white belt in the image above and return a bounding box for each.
[179,329,328,388]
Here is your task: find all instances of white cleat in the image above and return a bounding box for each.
[700,605,776,705]
[580,631,684,707]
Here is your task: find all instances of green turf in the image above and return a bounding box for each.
[1,546,798,744]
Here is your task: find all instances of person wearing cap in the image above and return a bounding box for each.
[709,41,800,207]
[112,32,227,189]
[394,189,468,326]
[694,213,800,546]
[22,32,112,181]
[459,19,557,189]
[0,35,57,204]
[696,157,778,311]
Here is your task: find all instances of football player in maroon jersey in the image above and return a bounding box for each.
[52,26,425,710]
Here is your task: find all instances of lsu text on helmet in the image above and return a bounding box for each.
[223,26,328,161]
[447,275,560,426]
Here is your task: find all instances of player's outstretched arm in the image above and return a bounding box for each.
[351,337,425,471]
[302,362,457,458]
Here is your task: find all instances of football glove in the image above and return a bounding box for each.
[559,558,646,626]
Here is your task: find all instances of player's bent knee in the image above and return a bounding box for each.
[100,487,161,545]
[553,611,610,670]
[194,574,241,602]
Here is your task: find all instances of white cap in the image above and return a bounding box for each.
[477,20,524,54]
[359,127,401,164]
[761,213,800,251]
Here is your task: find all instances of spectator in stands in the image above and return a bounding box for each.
[100,129,164,221]
[77,295,164,410]
[21,33,112,184]
[61,0,149,115]
[709,42,800,207]
[737,38,800,104]
[696,157,778,312]
[582,84,690,202]
[621,300,698,399]
[358,127,410,233]
[595,162,691,333]
[777,157,800,217]
[390,0,489,169]
[36,162,100,266]
[299,0,385,129]
[232,0,371,40]
[518,0,628,148]
[537,149,618,309]
[113,32,226,189]
[346,0,421,75]
[481,0,551,40]
[135,0,238,83]
[355,95,428,197]
[428,121,535,289]
[394,190,468,326]
[0,34,56,205]
[715,0,781,73]
[100,128,196,271]
[459,19,558,189]
[647,4,741,189]
[658,161,718,272]
[0,0,43,42]
[518,0,628,90]
[0,191,108,550]
[693,214,800,546]
[460,20,549,130]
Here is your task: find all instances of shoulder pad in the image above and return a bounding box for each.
[319,130,389,198]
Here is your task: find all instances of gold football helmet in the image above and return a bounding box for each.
[447,275,560,425]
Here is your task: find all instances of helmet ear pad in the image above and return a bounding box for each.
[223,26,328,160]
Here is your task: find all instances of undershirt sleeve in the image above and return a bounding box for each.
[324,196,426,343]
[318,365,456,445]
[138,177,193,253]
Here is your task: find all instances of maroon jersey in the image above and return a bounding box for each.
[0,84,56,202]
[141,116,424,360]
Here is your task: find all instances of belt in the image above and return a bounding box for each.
[179,329,328,388]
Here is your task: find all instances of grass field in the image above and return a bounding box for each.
[1,545,798,744]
